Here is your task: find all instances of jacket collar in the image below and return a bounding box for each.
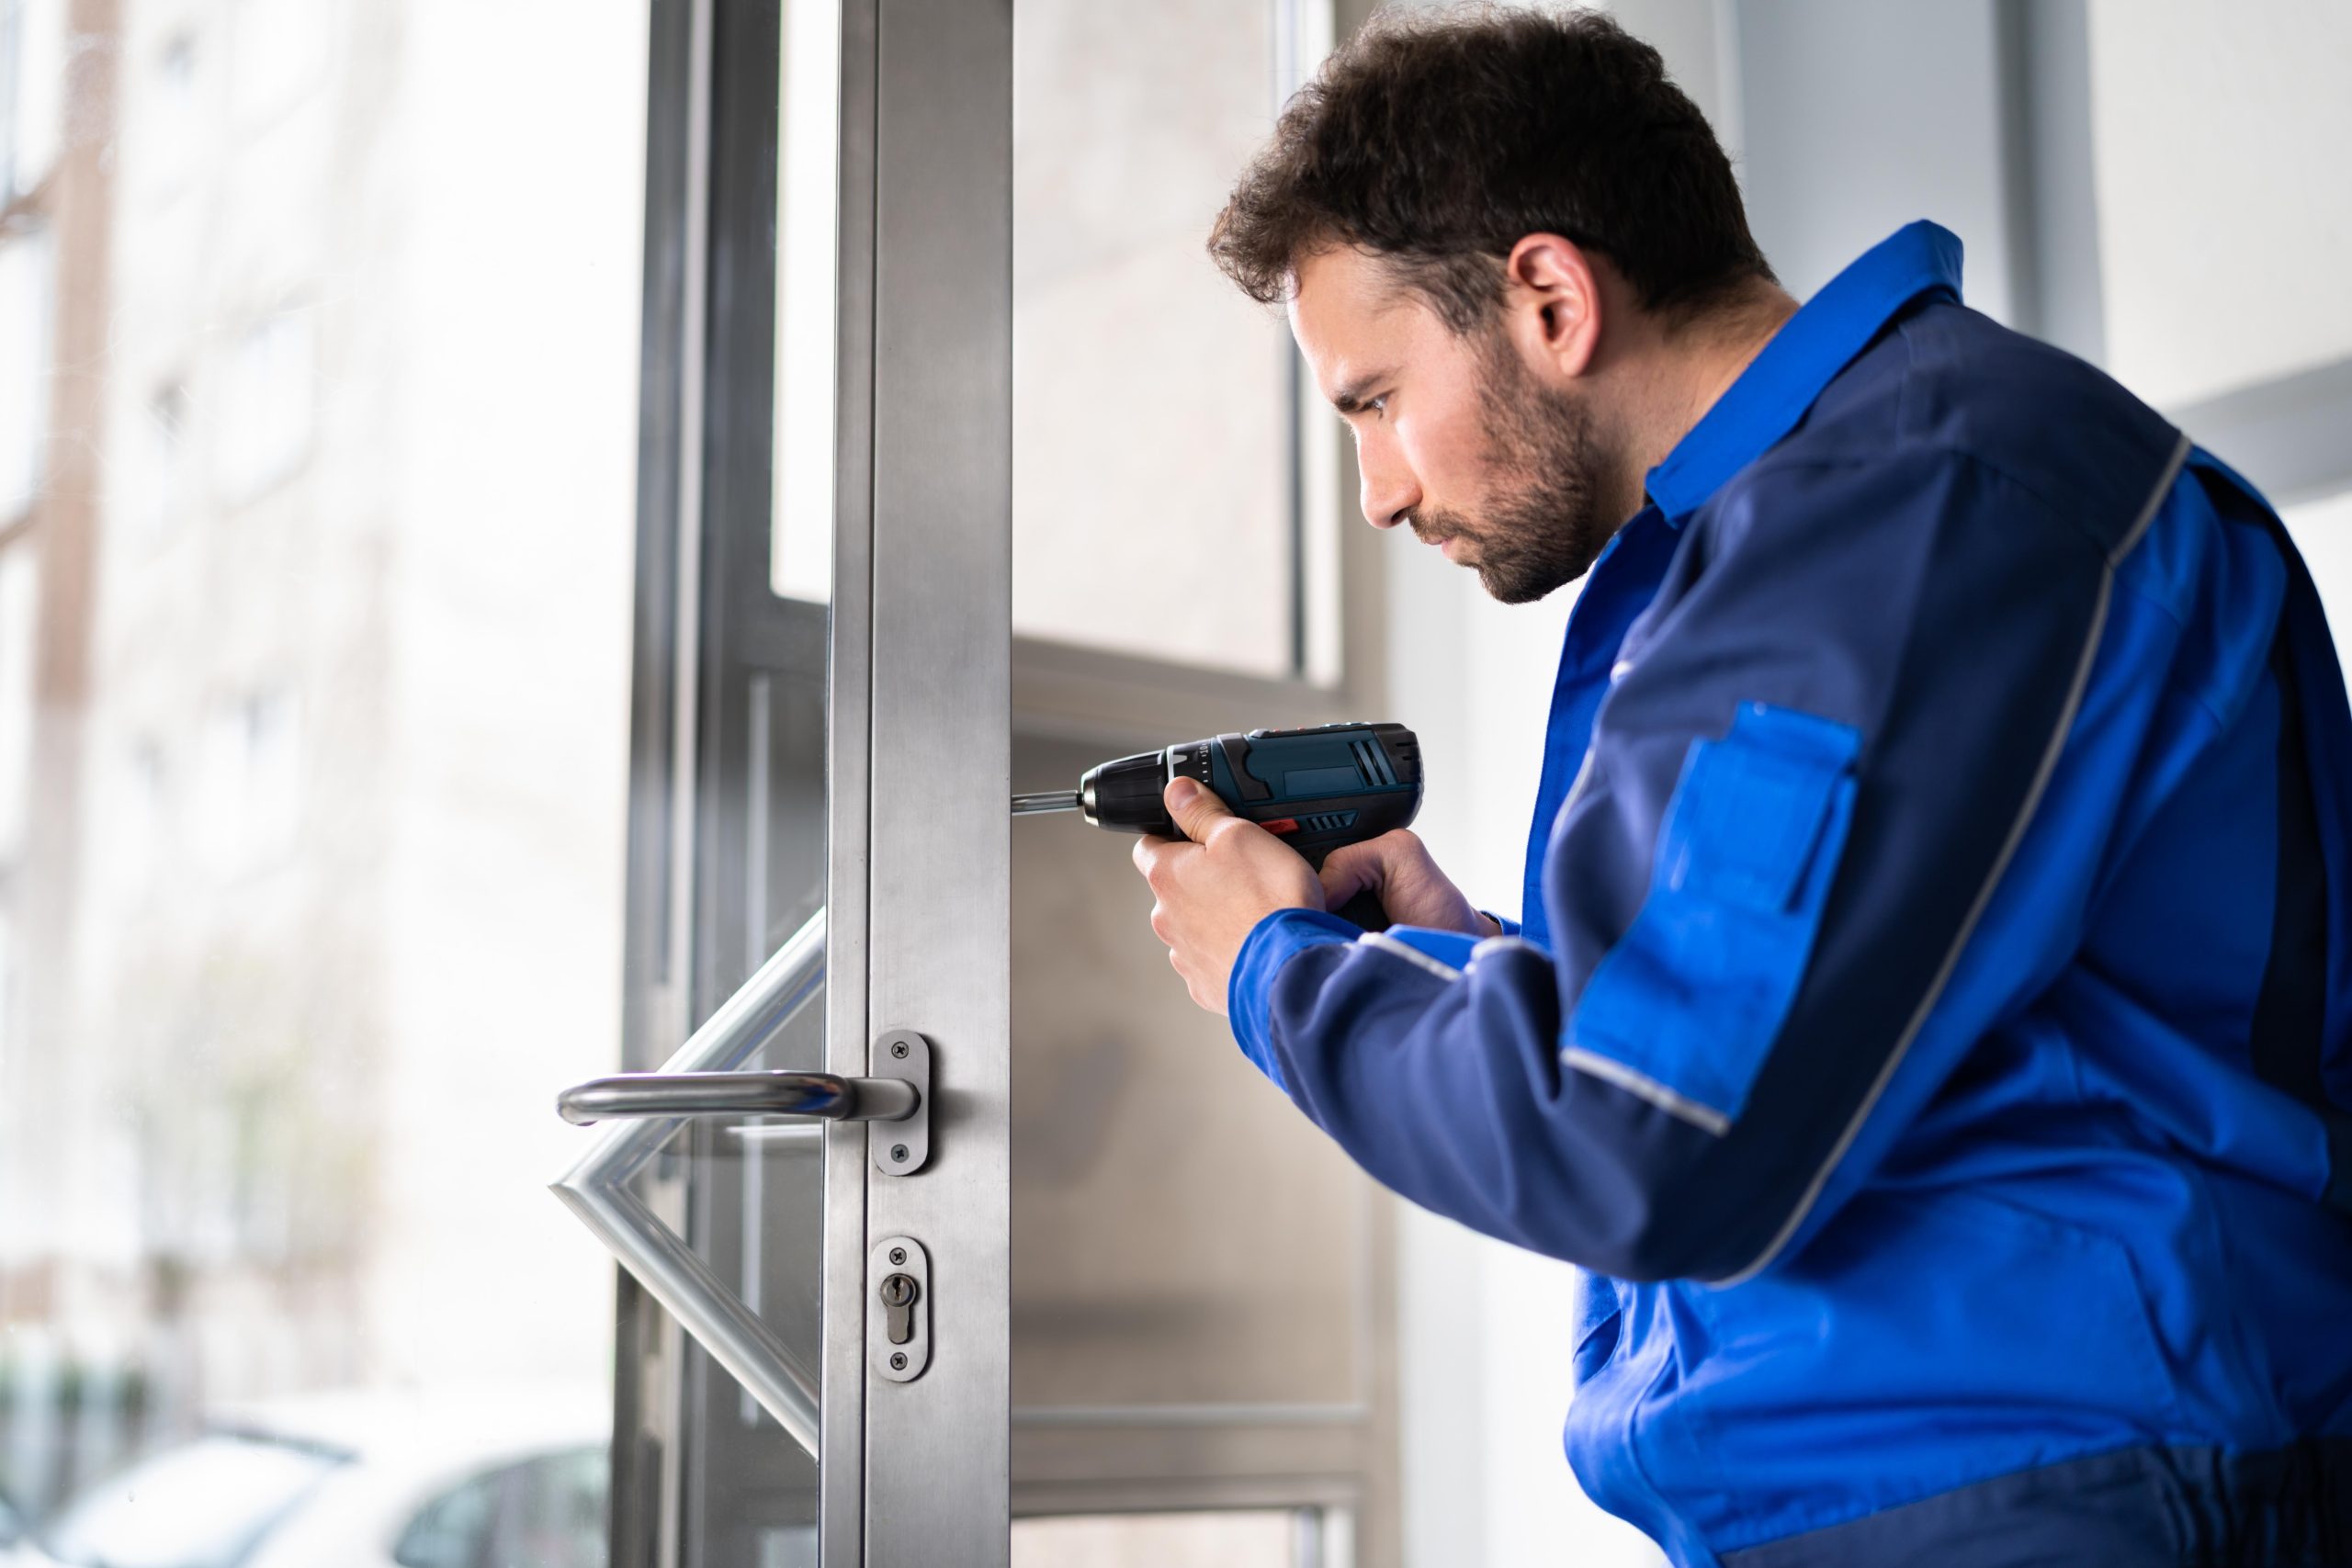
[1644,220,1965,522]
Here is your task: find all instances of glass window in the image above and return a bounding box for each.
[0,537,32,863]
[4,0,65,197]
[2086,1,2352,408]
[1012,0,1340,681]
[0,223,51,519]
[145,34,201,198]
[0,902,16,1088]
[191,687,300,876]
[111,736,166,897]
[140,380,190,540]
[769,0,840,606]
[228,0,326,130]
[216,308,313,502]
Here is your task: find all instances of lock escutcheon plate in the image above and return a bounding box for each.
[870,1235,930,1382]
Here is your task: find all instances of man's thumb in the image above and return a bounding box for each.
[1165,776,1234,842]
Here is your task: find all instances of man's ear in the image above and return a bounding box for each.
[1501,232,1604,381]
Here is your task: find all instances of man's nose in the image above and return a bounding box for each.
[1358,445,1418,531]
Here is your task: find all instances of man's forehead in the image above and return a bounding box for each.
[1291,245,1411,328]
[1288,247,1425,390]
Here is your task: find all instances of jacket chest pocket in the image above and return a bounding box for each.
[1565,702,1861,1131]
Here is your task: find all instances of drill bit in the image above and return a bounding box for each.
[1011,791,1082,816]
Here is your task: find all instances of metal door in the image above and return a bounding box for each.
[553,2,1012,1564]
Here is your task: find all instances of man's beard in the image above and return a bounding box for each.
[1408,338,1616,605]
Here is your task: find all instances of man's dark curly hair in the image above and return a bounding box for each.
[1209,5,1771,333]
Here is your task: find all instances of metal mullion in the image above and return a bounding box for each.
[616,0,707,1561]
[736,599,830,680]
[1996,0,2105,367]
[684,0,805,1561]
[621,0,700,1099]
[820,0,881,1561]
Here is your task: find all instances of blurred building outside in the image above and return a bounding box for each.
[0,0,641,1518]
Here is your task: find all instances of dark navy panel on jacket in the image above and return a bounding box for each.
[1225,223,2352,1566]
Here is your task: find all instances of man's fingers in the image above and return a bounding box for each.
[1163,776,1238,844]
[1317,840,1380,909]
[1132,831,1180,882]
[1129,784,1306,1016]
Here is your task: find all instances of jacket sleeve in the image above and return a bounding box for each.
[1226,443,2148,1282]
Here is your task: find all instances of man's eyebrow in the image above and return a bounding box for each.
[1329,370,1393,415]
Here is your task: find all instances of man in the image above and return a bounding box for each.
[1132,10,2352,1566]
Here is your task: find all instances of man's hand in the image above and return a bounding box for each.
[1318,830,1500,938]
[1133,777,1321,1014]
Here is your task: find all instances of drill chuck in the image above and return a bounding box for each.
[1076,750,1182,837]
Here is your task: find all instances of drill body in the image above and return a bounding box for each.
[1076,722,1424,872]
[1013,722,1425,929]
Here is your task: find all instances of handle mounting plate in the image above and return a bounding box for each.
[871,1029,932,1175]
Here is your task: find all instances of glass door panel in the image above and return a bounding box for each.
[0,0,645,1560]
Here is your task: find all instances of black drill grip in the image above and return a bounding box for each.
[1301,845,1390,932]
[1332,886,1391,932]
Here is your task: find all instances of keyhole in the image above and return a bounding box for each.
[880,1271,920,1345]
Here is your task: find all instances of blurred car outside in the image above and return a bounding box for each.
[6,1386,606,1568]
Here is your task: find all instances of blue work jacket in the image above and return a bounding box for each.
[1227,223,2352,1565]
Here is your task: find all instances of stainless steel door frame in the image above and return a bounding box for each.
[614,0,1009,1561]
[824,1,1013,1562]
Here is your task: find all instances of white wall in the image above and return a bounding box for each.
[1730,0,2022,323]
[1390,502,1618,1568]
[2086,0,2352,410]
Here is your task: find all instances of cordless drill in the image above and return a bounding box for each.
[1012,722,1423,931]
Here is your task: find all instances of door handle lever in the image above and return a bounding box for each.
[557,1068,918,1125]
